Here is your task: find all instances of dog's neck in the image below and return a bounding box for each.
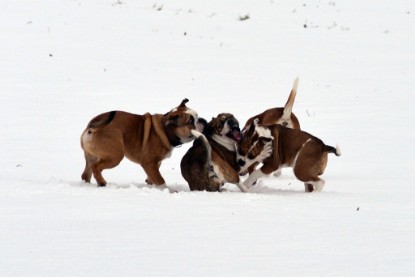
[164,125,182,147]
[211,134,236,152]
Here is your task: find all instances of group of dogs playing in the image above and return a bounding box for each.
[80,78,341,193]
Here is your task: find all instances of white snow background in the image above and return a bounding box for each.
[1,0,414,276]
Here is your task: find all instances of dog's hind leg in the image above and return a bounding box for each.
[91,157,123,186]
[81,152,97,183]
[304,178,325,192]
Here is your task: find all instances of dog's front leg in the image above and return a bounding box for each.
[238,141,273,174]
[142,163,166,186]
[242,169,267,188]
[235,182,249,193]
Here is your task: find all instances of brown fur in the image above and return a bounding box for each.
[237,123,341,192]
[81,99,198,187]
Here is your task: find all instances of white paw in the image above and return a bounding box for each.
[258,141,273,160]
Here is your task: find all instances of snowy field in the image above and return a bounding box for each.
[1,0,415,276]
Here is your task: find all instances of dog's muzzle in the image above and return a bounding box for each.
[227,124,242,142]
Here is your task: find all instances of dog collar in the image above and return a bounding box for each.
[164,125,183,147]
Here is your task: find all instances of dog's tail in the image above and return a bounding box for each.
[323,144,342,156]
[190,130,219,182]
[191,130,211,155]
[282,77,299,121]
[86,111,116,133]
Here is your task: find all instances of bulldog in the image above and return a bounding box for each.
[236,120,341,192]
[80,99,199,187]
[180,113,272,192]
[241,77,301,176]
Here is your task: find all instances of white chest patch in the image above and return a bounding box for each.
[212,134,235,152]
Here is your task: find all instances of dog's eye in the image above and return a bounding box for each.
[188,117,195,125]
[248,153,256,160]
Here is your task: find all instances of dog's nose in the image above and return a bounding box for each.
[238,159,245,167]
[232,125,240,132]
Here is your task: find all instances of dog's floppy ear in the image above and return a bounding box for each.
[164,115,178,126]
[247,121,256,135]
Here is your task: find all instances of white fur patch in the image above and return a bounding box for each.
[291,138,312,167]
[185,108,198,118]
[81,130,92,146]
[212,163,226,183]
[190,129,203,138]
[306,179,325,192]
[336,145,342,156]
[212,134,236,152]
[242,169,268,188]
[170,107,198,118]
[276,118,293,128]
[255,126,272,139]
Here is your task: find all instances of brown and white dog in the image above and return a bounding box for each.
[80,99,199,188]
[241,77,301,176]
[236,120,341,192]
[180,113,272,192]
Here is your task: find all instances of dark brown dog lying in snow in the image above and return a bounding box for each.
[236,120,341,192]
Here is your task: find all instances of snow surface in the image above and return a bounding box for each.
[1,0,415,276]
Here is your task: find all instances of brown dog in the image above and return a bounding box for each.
[81,99,199,187]
[180,113,272,192]
[241,78,301,176]
[236,120,341,192]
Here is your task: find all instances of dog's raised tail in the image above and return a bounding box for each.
[282,77,299,119]
[324,144,342,156]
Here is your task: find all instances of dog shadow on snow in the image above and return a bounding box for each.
[66,177,336,196]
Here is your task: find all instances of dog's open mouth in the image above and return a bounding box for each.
[226,129,242,142]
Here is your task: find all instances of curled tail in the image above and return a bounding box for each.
[86,111,116,133]
[323,145,341,156]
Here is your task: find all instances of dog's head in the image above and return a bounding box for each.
[236,119,273,167]
[205,113,243,143]
[164,98,201,145]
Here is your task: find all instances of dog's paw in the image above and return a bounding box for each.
[236,182,250,193]
[258,141,273,160]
